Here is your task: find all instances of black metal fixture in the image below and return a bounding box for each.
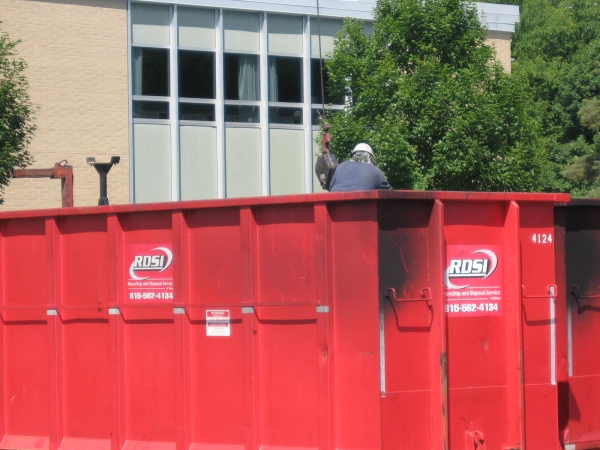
[87,156,120,206]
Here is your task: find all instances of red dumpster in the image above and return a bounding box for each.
[0,190,567,450]
[555,199,600,450]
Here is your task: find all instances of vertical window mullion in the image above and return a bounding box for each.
[260,12,269,196]
[303,16,312,194]
[216,9,225,199]
[170,5,180,201]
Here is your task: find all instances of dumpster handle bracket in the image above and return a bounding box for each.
[385,287,432,303]
[465,430,486,450]
[570,285,600,310]
[521,284,557,299]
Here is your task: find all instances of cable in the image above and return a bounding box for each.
[316,0,326,121]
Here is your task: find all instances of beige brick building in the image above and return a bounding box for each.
[0,0,518,211]
[0,0,130,210]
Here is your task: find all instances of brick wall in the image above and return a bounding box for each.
[0,0,129,211]
[486,30,513,73]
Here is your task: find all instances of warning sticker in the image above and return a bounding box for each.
[445,245,503,317]
[126,245,174,301]
[206,310,230,336]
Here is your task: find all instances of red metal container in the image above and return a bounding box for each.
[0,191,567,450]
[555,200,600,450]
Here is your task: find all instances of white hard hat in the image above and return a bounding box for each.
[352,143,374,156]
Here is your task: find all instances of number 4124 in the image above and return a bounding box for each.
[532,233,552,244]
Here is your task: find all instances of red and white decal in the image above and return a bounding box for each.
[445,245,503,316]
[206,310,230,336]
[126,245,174,301]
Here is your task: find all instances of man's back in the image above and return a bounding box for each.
[329,160,391,192]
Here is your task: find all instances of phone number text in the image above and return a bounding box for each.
[445,303,499,313]
[129,292,174,300]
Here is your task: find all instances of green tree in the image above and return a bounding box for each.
[324,0,547,191]
[512,0,600,195]
[0,26,35,202]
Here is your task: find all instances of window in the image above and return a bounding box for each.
[130,4,371,202]
[224,54,260,101]
[310,59,343,105]
[132,48,169,97]
[133,101,169,120]
[270,107,302,125]
[179,103,214,121]
[268,56,302,103]
[179,51,215,99]
[224,11,260,53]
[224,105,260,123]
[224,55,260,123]
[222,11,261,127]
[177,7,216,125]
[268,15,303,55]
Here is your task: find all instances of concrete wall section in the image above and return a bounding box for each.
[0,0,129,211]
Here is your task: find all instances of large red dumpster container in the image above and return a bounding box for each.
[0,191,567,450]
[555,199,600,450]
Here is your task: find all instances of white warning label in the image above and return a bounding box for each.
[206,310,230,337]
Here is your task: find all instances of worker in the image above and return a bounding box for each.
[329,143,391,192]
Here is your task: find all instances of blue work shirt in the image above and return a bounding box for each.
[329,161,391,192]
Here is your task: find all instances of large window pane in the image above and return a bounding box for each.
[179,50,215,99]
[224,11,260,52]
[226,127,262,198]
[134,124,172,203]
[268,56,302,103]
[311,59,344,105]
[270,128,305,195]
[133,101,169,119]
[180,126,218,200]
[132,48,169,97]
[131,3,170,46]
[224,54,260,101]
[224,105,260,123]
[269,107,302,125]
[179,103,215,121]
[310,18,343,57]
[178,7,215,49]
[268,15,303,55]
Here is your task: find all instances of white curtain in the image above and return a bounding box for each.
[133,48,143,95]
[268,58,278,102]
[238,55,259,101]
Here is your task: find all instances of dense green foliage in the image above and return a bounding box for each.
[512,0,600,196]
[0,27,34,202]
[324,0,548,191]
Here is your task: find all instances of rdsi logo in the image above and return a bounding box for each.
[445,249,498,289]
[129,247,173,281]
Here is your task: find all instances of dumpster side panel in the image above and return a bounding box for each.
[378,200,435,450]
[553,207,570,444]
[256,204,319,448]
[2,218,49,447]
[58,215,111,443]
[444,202,510,450]
[119,212,177,446]
[563,206,600,446]
[519,202,560,450]
[186,208,245,446]
[330,201,381,450]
